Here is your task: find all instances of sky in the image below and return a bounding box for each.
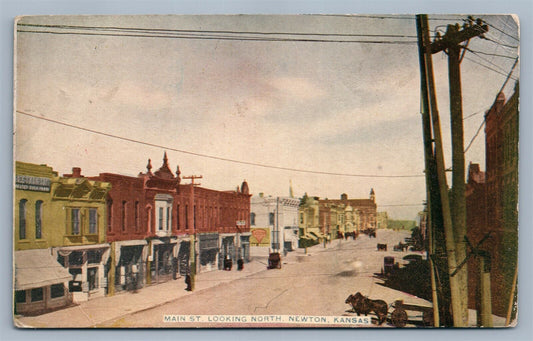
[14,14,519,220]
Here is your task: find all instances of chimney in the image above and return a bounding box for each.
[259,192,264,198]
[72,167,82,178]
[341,193,348,200]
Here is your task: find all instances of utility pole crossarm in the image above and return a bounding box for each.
[430,23,488,54]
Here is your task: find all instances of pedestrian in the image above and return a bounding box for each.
[237,258,244,271]
[185,273,192,291]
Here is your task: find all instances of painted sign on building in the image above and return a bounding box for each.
[15,175,51,192]
[250,228,270,246]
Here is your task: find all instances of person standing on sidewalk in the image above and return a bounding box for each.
[185,272,192,291]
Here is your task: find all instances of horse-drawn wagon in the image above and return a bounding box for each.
[267,252,282,269]
[390,300,434,327]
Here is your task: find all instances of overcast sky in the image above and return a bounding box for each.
[14,14,519,219]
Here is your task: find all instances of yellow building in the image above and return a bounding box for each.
[14,162,111,314]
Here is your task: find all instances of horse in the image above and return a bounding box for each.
[345,292,388,325]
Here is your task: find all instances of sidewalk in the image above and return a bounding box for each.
[14,257,271,328]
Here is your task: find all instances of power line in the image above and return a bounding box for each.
[464,57,518,153]
[463,55,519,81]
[465,47,519,75]
[17,29,418,45]
[16,110,425,179]
[480,36,519,49]
[464,47,516,60]
[482,19,519,42]
[17,23,419,39]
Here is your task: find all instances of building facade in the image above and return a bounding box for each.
[15,162,111,314]
[90,153,251,295]
[466,83,519,319]
[250,193,300,253]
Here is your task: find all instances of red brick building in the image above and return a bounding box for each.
[320,189,377,232]
[89,153,251,295]
[466,83,518,320]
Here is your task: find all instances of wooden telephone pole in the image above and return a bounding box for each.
[183,175,202,291]
[431,17,488,326]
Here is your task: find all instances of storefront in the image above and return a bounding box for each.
[219,234,235,270]
[14,249,73,316]
[198,233,219,272]
[149,239,177,284]
[54,244,110,303]
[113,240,148,292]
[177,239,191,277]
[239,234,251,262]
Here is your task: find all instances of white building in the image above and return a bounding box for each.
[250,193,300,253]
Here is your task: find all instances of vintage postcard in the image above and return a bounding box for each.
[13,14,519,328]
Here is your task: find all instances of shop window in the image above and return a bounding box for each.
[71,208,81,235]
[50,284,65,298]
[69,251,84,266]
[15,290,26,304]
[87,250,102,264]
[87,267,98,291]
[89,208,98,234]
[19,199,27,239]
[35,200,43,239]
[31,288,44,302]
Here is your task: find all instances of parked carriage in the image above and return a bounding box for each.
[390,300,434,327]
[267,252,282,269]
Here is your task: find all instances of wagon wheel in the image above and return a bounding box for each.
[422,309,434,327]
[391,308,408,328]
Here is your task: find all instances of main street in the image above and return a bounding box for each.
[98,229,431,328]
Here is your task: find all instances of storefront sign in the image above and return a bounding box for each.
[16,175,51,192]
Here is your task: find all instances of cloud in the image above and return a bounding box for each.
[266,76,327,101]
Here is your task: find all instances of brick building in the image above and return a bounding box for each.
[89,153,251,295]
[466,83,518,320]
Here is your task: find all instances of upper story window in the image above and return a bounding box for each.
[89,208,98,234]
[107,199,113,232]
[19,199,27,240]
[250,212,256,226]
[135,201,140,231]
[35,200,43,239]
[269,212,275,226]
[71,208,81,235]
[155,194,173,236]
[122,201,127,231]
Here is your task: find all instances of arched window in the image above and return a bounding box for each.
[19,199,27,239]
[35,200,43,239]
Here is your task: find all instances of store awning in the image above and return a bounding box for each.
[14,249,72,291]
[304,234,318,240]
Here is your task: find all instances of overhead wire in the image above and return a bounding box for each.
[16,110,425,179]
[464,57,518,153]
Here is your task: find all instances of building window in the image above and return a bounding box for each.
[89,208,98,234]
[31,288,44,302]
[122,201,127,231]
[166,206,170,230]
[176,204,180,230]
[35,200,43,239]
[71,208,81,235]
[250,212,256,226]
[135,201,139,231]
[107,199,113,232]
[19,199,27,239]
[300,213,304,224]
[269,212,275,226]
[185,205,189,229]
[159,207,164,230]
[15,290,26,304]
[50,283,65,299]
